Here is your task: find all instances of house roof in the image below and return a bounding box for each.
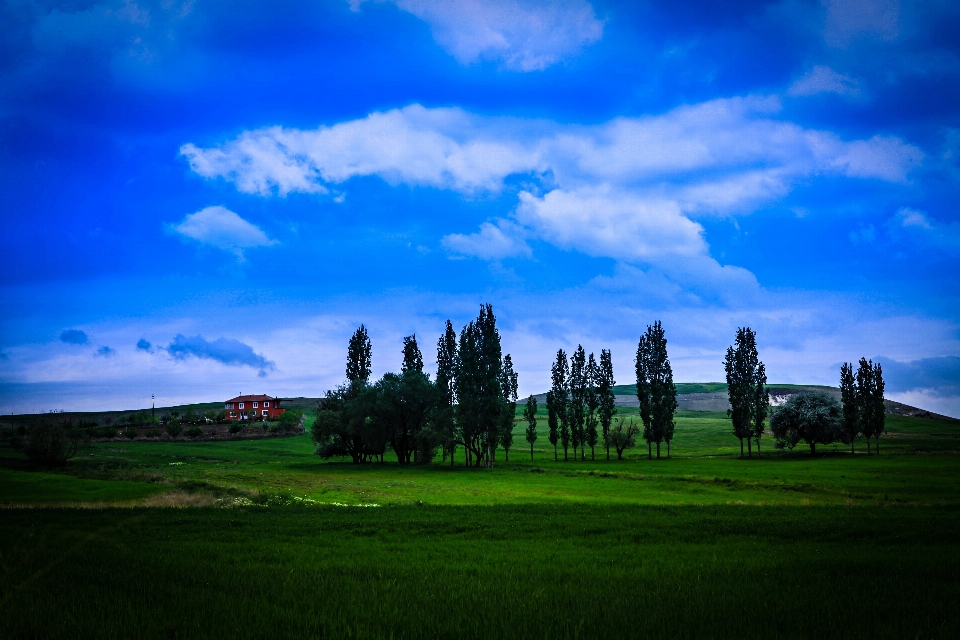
[226,394,278,403]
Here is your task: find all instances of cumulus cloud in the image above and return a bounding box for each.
[166,334,276,377]
[441,220,532,260]
[788,65,860,96]
[352,0,603,71]
[170,206,278,260]
[875,355,960,397]
[60,329,88,345]
[136,338,152,351]
[514,186,707,263]
[181,98,923,272]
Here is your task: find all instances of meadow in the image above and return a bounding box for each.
[1,410,959,638]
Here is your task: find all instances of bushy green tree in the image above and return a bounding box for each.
[24,419,88,467]
[523,395,538,460]
[636,321,678,459]
[550,350,570,461]
[724,327,767,458]
[597,349,616,460]
[606,417,638,460]
[401,334,423,373]
[770,392,843,455]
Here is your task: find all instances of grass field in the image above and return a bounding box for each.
[2,410,959,638]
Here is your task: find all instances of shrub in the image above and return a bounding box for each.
[145,428,161,438]
[277,409,304,432]
[24,421,89,467]
[123,426,139,439]
[184,426,204,438]
[93,426,118,439]
[165,421,183,438]
[228,424,243,434]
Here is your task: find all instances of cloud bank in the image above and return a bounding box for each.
[166,334,276,377]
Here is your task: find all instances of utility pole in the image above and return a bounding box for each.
[152,394,155,417]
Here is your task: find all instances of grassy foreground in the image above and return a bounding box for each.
[1,410,959,638]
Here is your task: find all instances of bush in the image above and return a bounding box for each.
[122,426,139,439]
[24,421,89,467]
[184,426,204,438]
[165,421,183,438]
[145,428,161,438]
[93,426,118,439]
[277,409,304,432]
[228,424,243,434]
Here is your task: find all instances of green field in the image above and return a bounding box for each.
[2,410,959,638]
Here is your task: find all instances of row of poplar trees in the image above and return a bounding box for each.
[311,304,518,466]
[541,321,679,461]
[724,327,887,456]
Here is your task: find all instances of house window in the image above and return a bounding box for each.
[230,411,236,417]
[225,403,234,409]
[262,410,268,416]
[253,402,258,408]
[264,402,269,408]
[239,403,244,409]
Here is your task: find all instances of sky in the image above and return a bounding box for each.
[1,0,959,417]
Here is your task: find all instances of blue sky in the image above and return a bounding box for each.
[2,0,959,416]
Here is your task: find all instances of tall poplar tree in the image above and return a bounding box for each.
[545,391,559,461]
[636,321,678,459]
[436,321,458,465]
[568,346,587,461]
[597,349,617,460]
[550,350,570,461]
[585,352,600,460]
[401,334,423,373]
[524,395,538,460]
[499,354,518,462]
[724,327,766,458]
[840,362,858,453]
[346,325,372,384]
[856,358,886,454]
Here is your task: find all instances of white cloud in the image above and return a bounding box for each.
[441,220,532,260]
[353,0,604,71]
[170,206,278,259]
[889,208,960,250]
[788,65,860,96]
[181,99,924,271]
[514,186,706,262]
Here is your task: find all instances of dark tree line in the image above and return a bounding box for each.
[311,306,518,467]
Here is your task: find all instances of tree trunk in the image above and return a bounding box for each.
[747,438,752,459]
[591,446,595,461]
[648,442,651,459]
[756,439,760,457]
[554,444,558,461]
[739,439,744,458]
[530,443,534,461]
[867,439,871,455]
[563,446,568,462]
[606,441,610,461]
[667,440,670,458]
[876,437,880,454]
[656,441,661,459]
[505,448,509,462]
[810,441,816,456]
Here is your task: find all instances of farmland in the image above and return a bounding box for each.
[1,409,959,638]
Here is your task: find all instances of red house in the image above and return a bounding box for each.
[224,395,286,421]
